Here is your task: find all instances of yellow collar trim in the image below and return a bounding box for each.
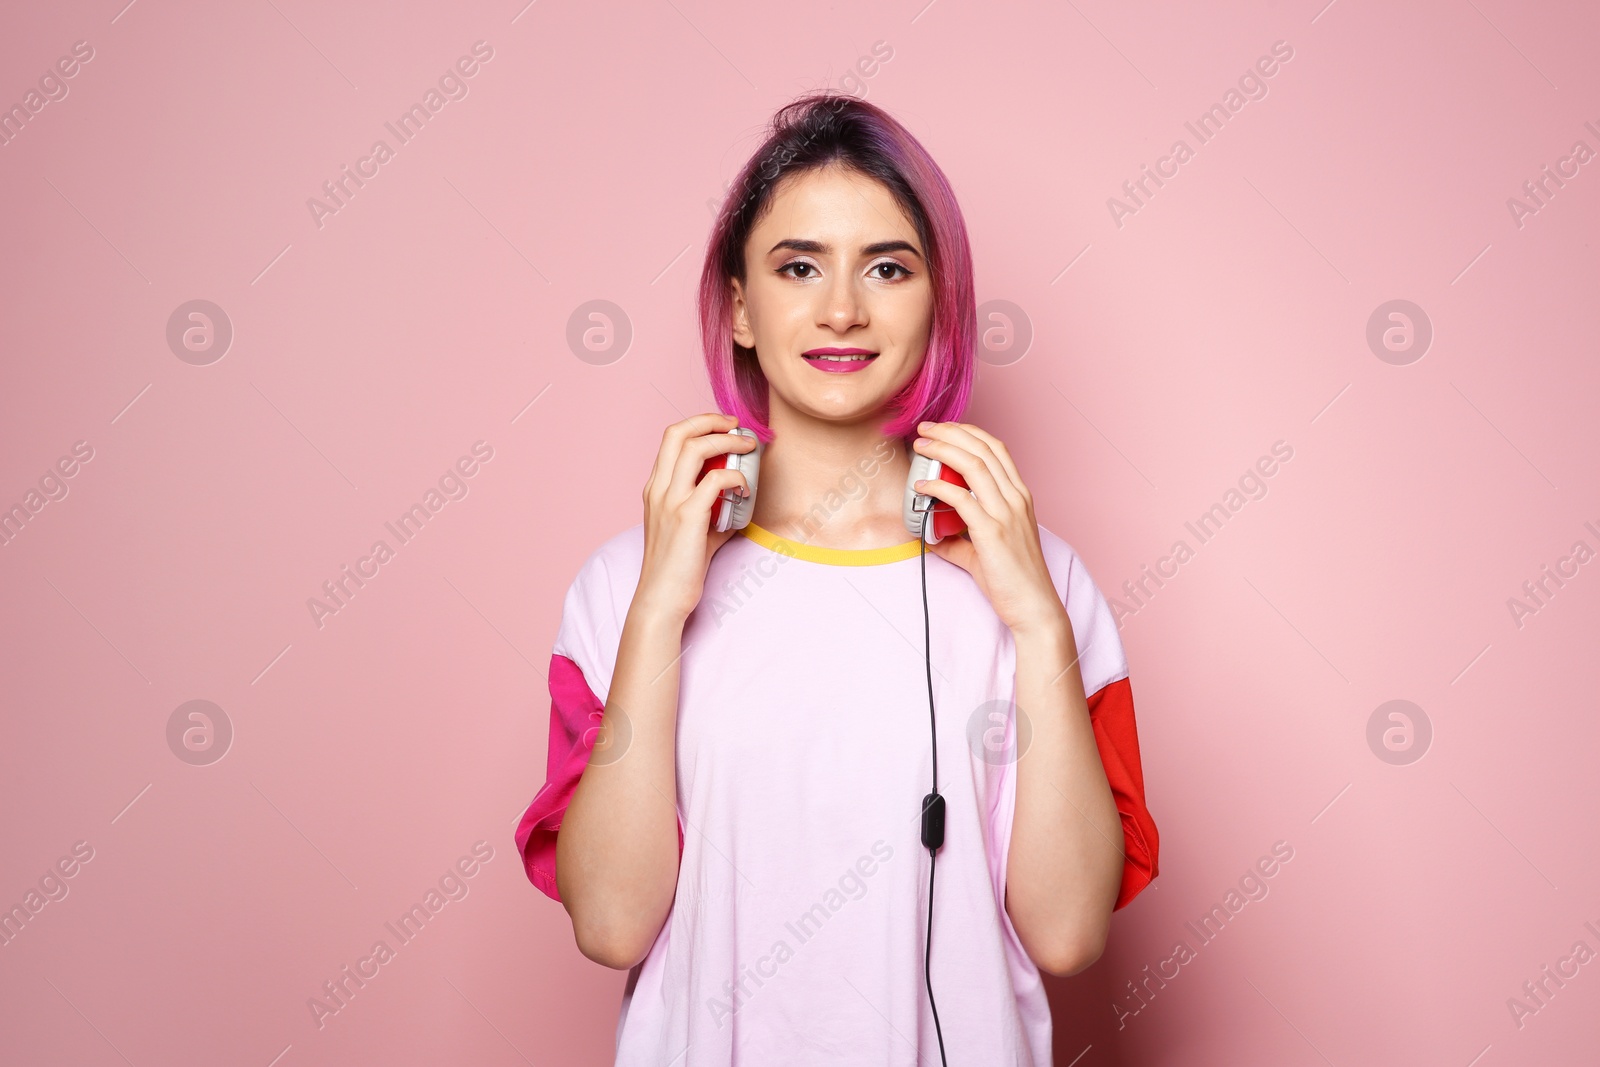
[739,521,922,566]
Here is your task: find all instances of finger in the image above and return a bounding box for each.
[957,423,1025,495]
[687,467,753,527]
[668,429,758,507]
[922,422,1024,510]
[910,470,989,534]
[647,413,738,504]
[912,435,1008,519]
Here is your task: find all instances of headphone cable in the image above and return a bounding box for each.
[920,531,950,1067]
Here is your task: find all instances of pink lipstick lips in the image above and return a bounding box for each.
[802,347,878,373]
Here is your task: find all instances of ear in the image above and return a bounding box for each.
[729,277,755,348]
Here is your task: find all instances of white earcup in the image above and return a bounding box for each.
[902,454,943,543]
[717,427,762,531]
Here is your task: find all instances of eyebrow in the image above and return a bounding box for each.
[767,238,923,259]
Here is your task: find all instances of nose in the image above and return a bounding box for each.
[819,271,867,332]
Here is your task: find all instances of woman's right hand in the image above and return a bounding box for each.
[634,412,758,623]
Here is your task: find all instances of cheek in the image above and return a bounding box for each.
[886,300,934,370]
[891,288,935,348]
[884,349,926,394]
[743,281,808,345]
[751,337,810,398]
[752,347,787,384]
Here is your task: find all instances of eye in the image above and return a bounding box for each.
[870,261,912,281]
[777,260,818,279]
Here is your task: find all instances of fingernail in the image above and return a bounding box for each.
[914,437,929,446]
[914,479,927,489]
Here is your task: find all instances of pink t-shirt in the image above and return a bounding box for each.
[516,521,1158,1066]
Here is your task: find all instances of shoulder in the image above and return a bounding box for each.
[1033,524,1095,603]
[1035,524,1130,694]
[1034,524,1078,576]
[552,524,644,699]
[555,523,643,637]
[570,523,645,592]
[592,524,646,579]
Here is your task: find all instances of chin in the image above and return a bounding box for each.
[794,396,898,425]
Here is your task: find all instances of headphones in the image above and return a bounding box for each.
[699,427,969,543]
[697,426,963,1066]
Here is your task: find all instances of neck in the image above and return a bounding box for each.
[750,403,913,549]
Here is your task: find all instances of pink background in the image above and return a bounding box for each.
[3,1,1597,1064]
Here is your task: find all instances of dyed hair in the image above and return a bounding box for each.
[697,92,975,442]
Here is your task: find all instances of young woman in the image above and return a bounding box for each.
[516,92,1159,1066]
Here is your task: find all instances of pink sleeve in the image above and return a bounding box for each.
[514,652,686,903]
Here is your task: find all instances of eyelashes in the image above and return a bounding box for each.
[777,260,914,282]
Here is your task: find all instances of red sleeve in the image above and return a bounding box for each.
[514,653,686,903]
[1086,676,1159,910]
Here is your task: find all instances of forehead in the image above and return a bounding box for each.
[751,165,917,243]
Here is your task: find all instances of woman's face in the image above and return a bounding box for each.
[730,164,933,430]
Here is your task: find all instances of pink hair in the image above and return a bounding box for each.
[697,92,976,443]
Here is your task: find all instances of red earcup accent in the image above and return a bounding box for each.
[698,452,733,532]
[928,466,969,541]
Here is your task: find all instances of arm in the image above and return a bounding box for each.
[1006,611,1123,975]
[911,420,1144,977]
[555,597,687,968]
[554,413,756,969]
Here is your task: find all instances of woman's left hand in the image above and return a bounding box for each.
[911,421,1070,638]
